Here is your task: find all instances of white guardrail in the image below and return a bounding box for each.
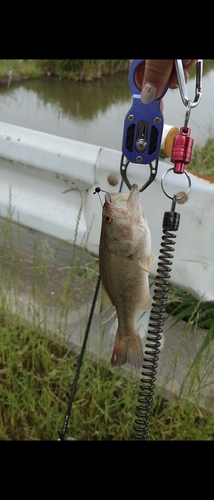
[0,120,214,302]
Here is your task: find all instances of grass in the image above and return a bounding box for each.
[189,136,214,177]
[1,301,214,441]
[50,60,130,81]
[0,60,130,83]
[0,59,213,83]
[166,286,214,330]
[0,306,136,441]
[0,60,45,81]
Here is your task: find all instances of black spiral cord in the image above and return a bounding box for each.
[134,197,180,440]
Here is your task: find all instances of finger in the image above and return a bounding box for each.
[169,65,189,86]
[170,59,197,85]
[134,59,198,103]
[135,60,174,104]
[182,59,198,69]
[134,59,197,88]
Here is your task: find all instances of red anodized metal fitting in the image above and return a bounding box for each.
[170,127,194,173]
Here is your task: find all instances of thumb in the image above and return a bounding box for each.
[138,60,174,104]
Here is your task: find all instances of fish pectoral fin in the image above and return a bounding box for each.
[100,285,114,318]
[132,257,150,273]
[131,252,155,273]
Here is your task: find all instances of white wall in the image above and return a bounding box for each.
[0,120,213,301]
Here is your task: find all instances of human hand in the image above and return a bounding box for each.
[134,59,198,104]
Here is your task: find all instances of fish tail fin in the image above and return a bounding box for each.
[111,330,144,369]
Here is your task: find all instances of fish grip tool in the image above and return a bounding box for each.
[120,59,169,192]
[133,59,202,440]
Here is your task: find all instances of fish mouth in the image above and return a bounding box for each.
[104,192,127,218]
[127,185,142,223]
[130,183,138,193]
[104,184,141,220]
[127,183,139,202]
[104,192,111,204]
[104,184,139,205]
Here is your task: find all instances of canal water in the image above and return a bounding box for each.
[0,63,213,152]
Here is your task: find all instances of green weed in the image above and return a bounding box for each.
[1,302,214,440]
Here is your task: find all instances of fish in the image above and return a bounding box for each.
[99,183,153,368]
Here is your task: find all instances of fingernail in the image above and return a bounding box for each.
[183,59,191,65]
[141,83,157,104]
[170,83,179,90]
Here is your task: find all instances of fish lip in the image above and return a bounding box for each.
[103,184,141,220]
[104,192,111,204]
[103,205,127,219]
[104,193,125,217]
[130,183,138,193]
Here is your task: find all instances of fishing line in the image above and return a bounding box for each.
[58,182,124,440]
[93,187,110,206]
[58,275,101,441]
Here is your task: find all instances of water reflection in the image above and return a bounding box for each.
[2,73,131,120]
[0,64,213,150]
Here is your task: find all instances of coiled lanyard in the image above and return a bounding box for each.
[120,59,202,440]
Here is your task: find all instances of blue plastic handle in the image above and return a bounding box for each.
[122,59,169,164]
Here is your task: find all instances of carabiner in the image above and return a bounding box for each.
[175,59,203,109]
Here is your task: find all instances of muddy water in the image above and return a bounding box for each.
[0,66,214,150]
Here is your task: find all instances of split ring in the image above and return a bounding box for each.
[161,168,191,200]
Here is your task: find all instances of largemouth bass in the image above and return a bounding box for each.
[99,183,153,368]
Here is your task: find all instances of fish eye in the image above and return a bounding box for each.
[104,215,111,222]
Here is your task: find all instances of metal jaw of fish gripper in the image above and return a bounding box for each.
[120,153,159,192]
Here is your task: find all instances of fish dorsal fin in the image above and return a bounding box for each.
[100,284,114,318]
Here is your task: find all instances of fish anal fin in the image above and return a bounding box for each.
[100,284,114,318]
[140,294,153,312]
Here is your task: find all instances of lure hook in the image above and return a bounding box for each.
[93,187,110,206]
